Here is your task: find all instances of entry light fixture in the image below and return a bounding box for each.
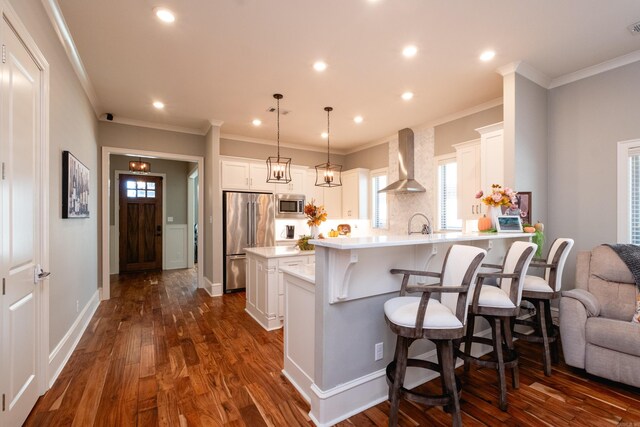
[315,106,342,187]
[266,93,292,184]
[129,158,151,174]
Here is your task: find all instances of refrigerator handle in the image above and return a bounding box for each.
[246,202,251,246]
[252,201,257,247]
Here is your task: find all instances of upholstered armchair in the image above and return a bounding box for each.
[559,245,640,387]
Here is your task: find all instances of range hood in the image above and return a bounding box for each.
[378,128,426,193]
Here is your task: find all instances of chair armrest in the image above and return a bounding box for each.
[405,284,470,294]
[477,272,520,279]
[561,289,600,317]
[530,261,555,269]
[481,263,502,269]
[390,269,441,278]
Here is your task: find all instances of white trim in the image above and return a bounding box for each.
[220,133,347,156]
[114,170,167,272]
[100,116,209,136]
[48,290,99,388]
[3,0,51,397]
[550,49,640,89]
[617,139,640,243]
[187,166,198,269]
[203,276,222,297]
[101,147,205,300]
[497,61,552,88]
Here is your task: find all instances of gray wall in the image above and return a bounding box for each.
[343,142,389,170]
[548,60,640,288]
[220,138,345,167]
[109,155,193,226]
[10,0,99,352]
[434,105,503,155]
[99,122,206,157]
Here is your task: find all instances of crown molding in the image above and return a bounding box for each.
[497,61,552,88]
[101,116,207,136]
[41,0,102,118]
[219,133,348,155]
[549,48,640,89]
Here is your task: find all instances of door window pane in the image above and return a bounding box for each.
[137,190,146,197]
[137,181,146,189]
[147,182,156,190]
[126,181,135,189]
[147,190,156,198]
[127,189,136,198]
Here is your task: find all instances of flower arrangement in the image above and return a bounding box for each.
[304,199,327,226]
[475,184,517,208]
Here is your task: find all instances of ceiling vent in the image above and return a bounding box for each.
[628,21,640,35]
[267,107,290,115]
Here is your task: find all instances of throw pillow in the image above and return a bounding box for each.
[633,288,640,323]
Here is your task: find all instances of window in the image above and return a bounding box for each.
[617,139,640,243]
[370,168,388,229]
[126,180,156,198]
[436,155,462,231]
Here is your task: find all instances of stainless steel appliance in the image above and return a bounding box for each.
[276,193,305,218]
[224,191,275,292]
[285,225,295,239]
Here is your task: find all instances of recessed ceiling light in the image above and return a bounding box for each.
[313,61,328,72]
[402,45,418,58]
[321,132,328,139]
[354,116,363,124]
[480,50,495,62]
[154,7,175,23]
[252,119,262,126]
[152,101,165,109]
[401,92,414,101]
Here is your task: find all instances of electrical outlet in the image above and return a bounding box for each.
[375,342,383,361]
[76,300,79,313]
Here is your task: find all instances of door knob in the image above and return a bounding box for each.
[34,264,51,283]
[156,225,162,236]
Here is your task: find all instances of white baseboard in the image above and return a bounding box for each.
[203,277,222,297]
[48,290,100,387]
[307,328,493,427]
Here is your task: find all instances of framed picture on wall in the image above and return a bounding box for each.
[62,151,90,218]
[502,191,532,225]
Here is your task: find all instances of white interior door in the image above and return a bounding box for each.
[1,17,43,426]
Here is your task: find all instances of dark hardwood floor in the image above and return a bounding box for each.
[25,268,640,426]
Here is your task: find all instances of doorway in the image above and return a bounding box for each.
[119,174,163,272]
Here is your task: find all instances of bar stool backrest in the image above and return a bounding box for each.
[500,241,537,306]
[441,245,487,322]
[545,238,574,292]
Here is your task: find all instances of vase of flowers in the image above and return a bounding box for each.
[304,199,327,238]
[475,184,517,229]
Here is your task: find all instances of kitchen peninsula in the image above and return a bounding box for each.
[244,246,314,330]
[283,232,532,427]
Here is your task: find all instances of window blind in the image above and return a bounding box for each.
[371,174,388,229]
[438,162,462,230]
[631,154,640,244]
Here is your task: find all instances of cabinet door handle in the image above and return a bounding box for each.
[245,177,249,186]
[471,205,475,215]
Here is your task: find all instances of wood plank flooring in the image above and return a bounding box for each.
[25,268,640,426]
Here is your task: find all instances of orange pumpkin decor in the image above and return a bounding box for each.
[523,226,536,233]
[534,221,544,232]
[478,215,492,231]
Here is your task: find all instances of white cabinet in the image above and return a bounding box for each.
[341,168,369,219]
[220,158,274,191]
[304,170,342,219]
[453,122,505,222]
[245,252,313,330]
[454,139,482,220]
[276,167,306,194]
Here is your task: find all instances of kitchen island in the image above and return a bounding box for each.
[286,232,532,426]
[244,246,315,330]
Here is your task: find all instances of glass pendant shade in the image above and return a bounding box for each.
[129,158,150,174]
[266,93,292,184]
[315,106,342,187]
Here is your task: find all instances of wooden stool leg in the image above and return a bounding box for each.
[492,317,508,411]
[439,340,462,427]
[545,300,560,365]
[463,313,475,372]
[435,341,451,413]
[502,316,519,389]
[538,300,552,376]
[389,336,409,426]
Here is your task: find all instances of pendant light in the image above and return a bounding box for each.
[266,93,292,184]
[315,106,342,187]
[129,157,150,174]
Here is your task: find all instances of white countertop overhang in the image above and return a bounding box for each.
[244,246,315,258]
[310,232,533,250]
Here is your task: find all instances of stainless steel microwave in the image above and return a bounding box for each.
[276,194,305,218]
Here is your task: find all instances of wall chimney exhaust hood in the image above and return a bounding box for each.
[378,128,426,193]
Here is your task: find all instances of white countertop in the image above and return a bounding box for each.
[280,263,315,283]
[309,232,533,250]
[245,246,315,258]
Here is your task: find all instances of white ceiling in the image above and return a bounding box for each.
[57,0,640,150]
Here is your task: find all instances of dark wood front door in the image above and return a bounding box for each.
[119,175,163,272]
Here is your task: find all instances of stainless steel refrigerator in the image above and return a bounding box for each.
[223,191,275,292]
